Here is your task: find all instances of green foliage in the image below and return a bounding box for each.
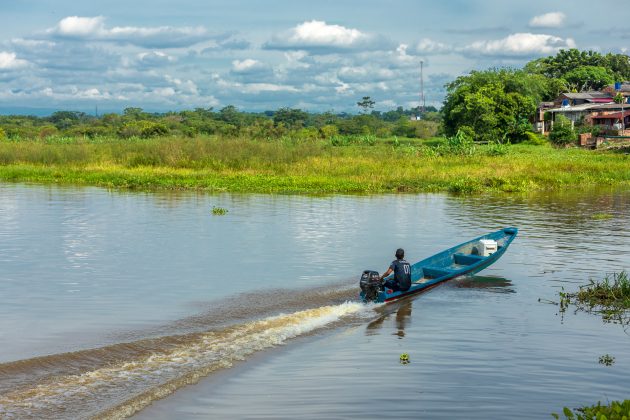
[441,129,476,156]
[527,49,610,78]
[442,69,540,143]
[554,399,630,419]
[211,206,228,215]
[557,271,630,325]
[118,121,169,139]
[563,66,615,92]
[0,126,6,141]
[412,120,440,139]
[598,354,615,366]
[550,115,577,145]
[486,139,510,156]
[448,177,482,194]
[0,103,443,143]
[357,96,375,113]
[1,138,630,194]
[392,117,416,137]
[330,134,376,146]
[273,107,308,129]
[523,132,549,146]
[319,124,339,139]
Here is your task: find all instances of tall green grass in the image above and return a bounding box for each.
[1,135,629,194]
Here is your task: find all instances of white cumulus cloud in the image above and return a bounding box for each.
[56,16,105,36]
[529,12,566,28]
[137,51,175,67]
[467,33,576,56]
[47,16,216,48]
[264,20,390,52]
[232,58,262,72]
[415,38,451,54]
[0,51,29,70]
[289,20,366,47]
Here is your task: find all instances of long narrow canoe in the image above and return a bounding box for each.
[361,227,518,303]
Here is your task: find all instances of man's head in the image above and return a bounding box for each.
[395,248,404,259]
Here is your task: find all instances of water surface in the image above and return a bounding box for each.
[0,184,628,418]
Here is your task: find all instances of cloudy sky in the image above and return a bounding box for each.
[0,0,627,114]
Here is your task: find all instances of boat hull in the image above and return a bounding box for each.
[361,227,518,304]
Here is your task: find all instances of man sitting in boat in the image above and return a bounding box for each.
[380,248,412,292]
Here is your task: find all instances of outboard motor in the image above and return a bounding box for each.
[360,270,382,302]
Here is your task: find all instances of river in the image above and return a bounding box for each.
[0,183,628,419]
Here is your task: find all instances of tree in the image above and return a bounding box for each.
[442,69,539,142]
[48,111,87,130]
[602,53,630,81]
[357,96,375,113]
[563,66,615,91]
[273,107,308,129]
[525,49,604,79]
[217,105,244,127]
[123,107,147,120]
[549,115,577,145]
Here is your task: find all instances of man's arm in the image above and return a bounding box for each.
[380,267,393,281]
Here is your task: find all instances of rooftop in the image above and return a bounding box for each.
[561,91,613,100]
[548,102,630,113]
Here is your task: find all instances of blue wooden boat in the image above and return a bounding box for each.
[360,227,518,303]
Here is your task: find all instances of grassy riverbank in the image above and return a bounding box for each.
[1,136,629,194]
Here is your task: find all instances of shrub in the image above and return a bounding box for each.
[0,127,6,140]
[486,139,510,156]
[330,134,376,146]
[392,117,416,137]
[442,129,476,156]
[38,125,59,139]
[549,115,577,145]
[413,120,440,139]
[294,127,320,141]
[320,124,339,139]
[118,121,170,139]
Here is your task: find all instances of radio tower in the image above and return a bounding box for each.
[419,60,426,117]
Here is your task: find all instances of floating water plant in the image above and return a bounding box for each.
[552,399,630,419]
[212,206,228,215]
[592,213,614,220]
[598,354,615,366]
[399,353,410,364]
[557,271,630,325]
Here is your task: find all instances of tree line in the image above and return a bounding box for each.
[0,104,440,142]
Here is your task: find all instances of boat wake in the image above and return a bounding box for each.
[0,299,373,419]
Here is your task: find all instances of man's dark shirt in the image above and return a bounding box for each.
[390,259,412,291]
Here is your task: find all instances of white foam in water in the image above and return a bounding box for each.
[0,301,373,419]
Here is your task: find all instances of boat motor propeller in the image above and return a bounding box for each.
[360,270,382,302]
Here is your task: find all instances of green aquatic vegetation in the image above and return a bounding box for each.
[0,137,629,194]
[558,271,630,325]
[598,354,615,366]
[592,213,614,220]
[211,206,228,215]
[552,399,630,419]
[399,353,410,364]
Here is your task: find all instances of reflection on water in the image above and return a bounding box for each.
[454,275,515,293]
[367,300,413,339]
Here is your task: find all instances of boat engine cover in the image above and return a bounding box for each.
[360,270,382,302]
